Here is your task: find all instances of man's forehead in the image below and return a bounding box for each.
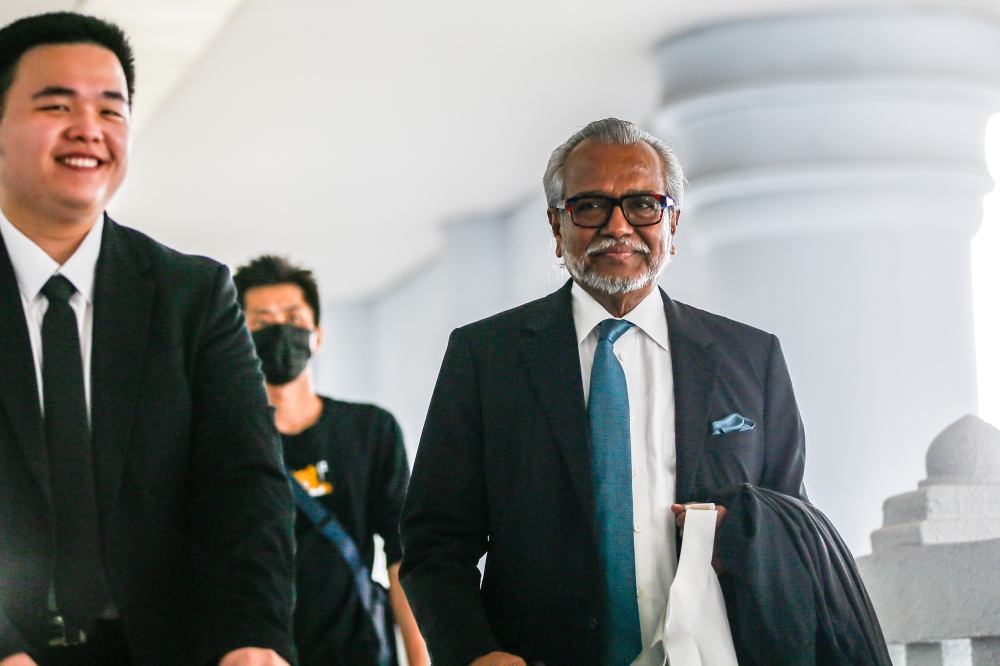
[15,43,127,94]
[563,140,664,190]
[246,284,308,307]
[249,301,307,311]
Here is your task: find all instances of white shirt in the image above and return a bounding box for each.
[572,282,677,666]
[0,211,104,417]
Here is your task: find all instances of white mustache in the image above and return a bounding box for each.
[585,237,650,256]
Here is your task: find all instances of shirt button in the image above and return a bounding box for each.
[632,468,637,478]
[637,587,645,598]
[634,523,642,533]
[619,352,628,361]
[630,411,636,420]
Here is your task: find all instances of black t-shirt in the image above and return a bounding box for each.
[282,397,409,666]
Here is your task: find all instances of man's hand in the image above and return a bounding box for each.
[671,503,727,536]
[671,502,728,575]
[219,648,289,666]
[470,651,527,666]
[0,654,37,666]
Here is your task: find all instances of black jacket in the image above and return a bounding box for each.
[712,484,891,666]
[399,281,808,666]
[0,218,296,665]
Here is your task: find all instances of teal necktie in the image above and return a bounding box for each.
[589,318,642,666]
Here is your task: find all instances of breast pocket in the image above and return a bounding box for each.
[698,429,763,495]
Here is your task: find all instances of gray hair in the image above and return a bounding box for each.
[543,118,684,210]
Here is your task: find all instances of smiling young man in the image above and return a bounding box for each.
[0,13,294,666]
[399,118,808,666]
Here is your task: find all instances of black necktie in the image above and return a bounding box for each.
[41,275,110,640]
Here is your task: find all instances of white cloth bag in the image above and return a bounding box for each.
[641,504,739,666]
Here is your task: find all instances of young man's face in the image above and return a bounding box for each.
[243,283,318,332]
[0,43,131,224]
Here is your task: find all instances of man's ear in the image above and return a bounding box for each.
[312,326,324,354]
[669,209,681,255]
[547,208,564,258]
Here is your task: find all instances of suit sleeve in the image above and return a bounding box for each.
[0,610,32,660]
[187,265,296,665]
[373,411,409,566]
[761,334,808,501]
[399,329,501,666]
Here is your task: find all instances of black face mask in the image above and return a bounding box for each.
[251,323,312,386]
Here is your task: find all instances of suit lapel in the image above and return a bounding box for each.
[520,281,596,523]
[0,234,50,504]
[662,289,720,503]
[90,217,154,516]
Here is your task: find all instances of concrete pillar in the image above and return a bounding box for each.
[650,11,1000,553]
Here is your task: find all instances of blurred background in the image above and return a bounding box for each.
[4,0,999,561]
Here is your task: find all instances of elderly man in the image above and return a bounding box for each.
[399,118,807,666]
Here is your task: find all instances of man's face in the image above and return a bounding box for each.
[244,283,319,333]
[547,139,679,295]
[0,43,130,222]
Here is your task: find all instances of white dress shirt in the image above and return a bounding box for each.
[0,210,104,416]
[572,282,677,666]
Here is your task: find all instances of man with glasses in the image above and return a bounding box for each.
[399,118,808,666]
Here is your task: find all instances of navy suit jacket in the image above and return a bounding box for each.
[0,218,296,665]
[399,280,807,666]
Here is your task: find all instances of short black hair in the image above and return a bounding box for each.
[233,255,321,324]
[0,12,135,117]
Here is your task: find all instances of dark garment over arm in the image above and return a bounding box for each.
[283,397,409,666]
[712,484,892,666]
[399,282,808,666]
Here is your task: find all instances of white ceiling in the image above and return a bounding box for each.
[0,0,241,131]
[76,0,245,131]
[5,0,1000,300]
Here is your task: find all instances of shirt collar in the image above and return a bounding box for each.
[571,281,670,351]
[0,210,104,303]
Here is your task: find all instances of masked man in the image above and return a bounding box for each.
[234,255,428,666]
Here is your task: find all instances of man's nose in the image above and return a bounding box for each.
[601,203,635,237]
[66,108,103,143]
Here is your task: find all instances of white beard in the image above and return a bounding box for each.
[563,232,672,295]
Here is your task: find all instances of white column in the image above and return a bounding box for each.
[650,11,1000,554]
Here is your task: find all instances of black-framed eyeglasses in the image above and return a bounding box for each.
[555,193,674,228]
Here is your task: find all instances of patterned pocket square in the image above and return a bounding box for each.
[712,413,755,436]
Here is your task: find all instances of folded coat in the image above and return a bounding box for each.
[711,484,892,666]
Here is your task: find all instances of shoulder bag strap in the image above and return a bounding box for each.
[286,470,393,666]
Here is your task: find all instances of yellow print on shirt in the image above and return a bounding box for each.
[293,461,333,497]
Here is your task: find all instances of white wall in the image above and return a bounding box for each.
[314,198,558,458]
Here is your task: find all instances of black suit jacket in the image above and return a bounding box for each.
[399,280,807,666]
[0,218,296,665]
[711,485,890,666]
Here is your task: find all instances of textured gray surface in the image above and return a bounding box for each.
[924,416,1000,486]
[859,539,1000,644]
[906,643,943,666]
[858,416,1000,644]
[873,485,1000,549]
[970,637,1000,665]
